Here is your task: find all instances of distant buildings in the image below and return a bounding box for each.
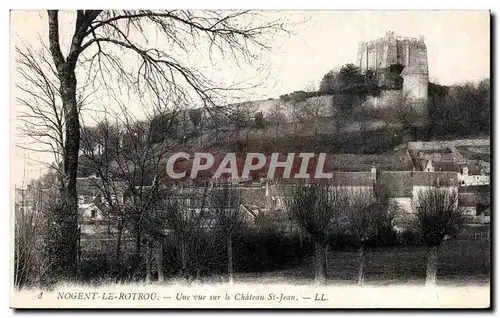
[408,139,490,223]
[15,138,491,236]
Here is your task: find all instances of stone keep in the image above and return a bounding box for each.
[357,31,429,102]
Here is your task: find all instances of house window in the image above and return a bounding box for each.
[90,209,97,219]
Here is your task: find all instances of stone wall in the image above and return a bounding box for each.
[408,139,490,151]
[364,90,402,108]
[402,73,428,101]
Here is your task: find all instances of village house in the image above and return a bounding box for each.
[378,171,413,214]
[458,164,489,186]
[410,140,490,187]
[70,138,491,237]
[458,185,490,224]
[418,157,489,187]
[76,176,130,235]
[170,183,266,226]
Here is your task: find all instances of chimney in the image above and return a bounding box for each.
[462,165,469,176]
[370,166,377,181]
[264,180,272,214]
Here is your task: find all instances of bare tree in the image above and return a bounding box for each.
[150,183,224,281]
[414,188,465,286]
[15,44,93,190]
[14,176,61,288]
[80,103,181,270]
[304,81,317,93]
[268,102,287,146]
[301,97,323,137]
[345,189,374,286]
[283,182,349,285]
[346,183,394,286]
[211,181,245,284]
[15,10,287,278]
[188,108,204,147]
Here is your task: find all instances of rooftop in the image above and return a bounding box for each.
[379,171,413,197]
[433,161,460,173]
[326,151,414,172]
[412,171,458,187]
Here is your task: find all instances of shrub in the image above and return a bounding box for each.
[78,252,145,284]
[396,229,423,246]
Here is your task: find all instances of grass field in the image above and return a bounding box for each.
[77,225,490,287]
[236,235,490,287]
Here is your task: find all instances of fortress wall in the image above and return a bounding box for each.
[376,40,385,68]
[402,74,428,100]
[368,47,376,69]
[386,40,397,67]
[409,40,419,66]
[396,41,405,65]
[364,90,402,109]
[408,139,490,151]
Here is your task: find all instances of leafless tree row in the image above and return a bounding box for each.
[15,9,289,279]
[283,183,464,286]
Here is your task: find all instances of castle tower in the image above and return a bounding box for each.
[400,35,429,101]
[357,31,429,124]
[357,32,428,101]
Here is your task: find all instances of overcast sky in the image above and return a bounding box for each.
[266,11,490,93]
[11,10,490,184]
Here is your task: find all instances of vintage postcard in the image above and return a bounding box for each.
[10,10,491,309]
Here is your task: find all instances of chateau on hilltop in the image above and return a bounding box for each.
[357,31,429,104]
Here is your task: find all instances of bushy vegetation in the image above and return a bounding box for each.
[428,79,490,138]
[319,64,381,119]
[140,66,490,157]
[279,90,327,104]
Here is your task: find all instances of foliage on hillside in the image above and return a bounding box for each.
[319,64,380,117]
[428,79,490,138]
[89,72,490,166]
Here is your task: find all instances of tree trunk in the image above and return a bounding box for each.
[145,244,151,283]
[425,245,439,286]
[180,240,188,279]
[47,11,84,279]
[135,221,141,256]
[227,234,233,285]
[48,7,106,278]
[77,226,81,276]
[115,221,123,262]
[199,118,203,147]
[314,241,327,285]
[157,243,164,283]
[58,70,80,279]
[357,243,366,286]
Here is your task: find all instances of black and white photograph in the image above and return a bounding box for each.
[10,9,491,309]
